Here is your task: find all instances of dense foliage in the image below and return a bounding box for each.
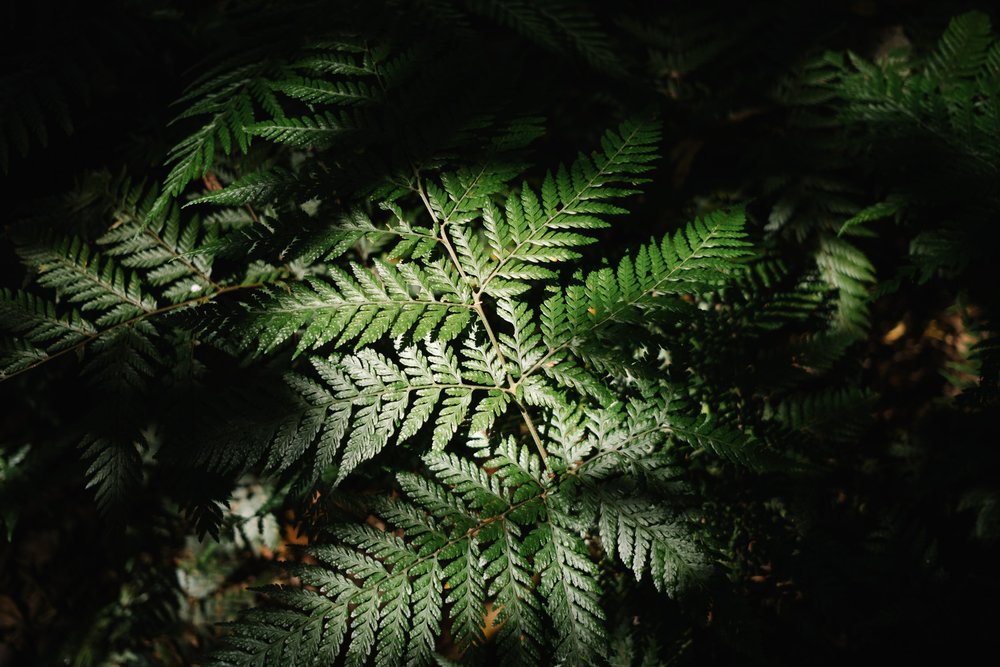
[2,2,998,665]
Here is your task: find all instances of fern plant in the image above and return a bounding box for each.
[191,116,755,665]
[14,3,1000,665]
[1,103,755,663]
[0,4,860,652]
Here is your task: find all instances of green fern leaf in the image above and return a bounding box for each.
[270,77,374,106]
[536,506,606,664]
[597,494,712,596]
[927,11,993,82]
[816,234,875,335]
[239,261,474,356]
[246,110,352,148]
[80,434,143,514]
[479,118,662,294]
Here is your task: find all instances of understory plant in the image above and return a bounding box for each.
[2,3,999,666]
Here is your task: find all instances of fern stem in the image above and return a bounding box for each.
[412,166,550,465]
[412,167,474,291]
[476,298,549,463]
[518,402,549,465]
[472,297,549,464]
[244,203,262,226]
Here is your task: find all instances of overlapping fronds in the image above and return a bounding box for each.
[212,433,712,666]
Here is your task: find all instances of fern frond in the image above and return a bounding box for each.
[772,386,873,444]
[815,234,875,335]
[156,37,383,218]
[724,258,828,331]
[926,11,993,83]
[246,110,353,148]
[215,391,726,665]
[211,587,347,666]
[535,1,623,74]
[497,295,546,376]
[573,206,749,328]
[0,289,95,359]
[536,503,606,664]
[99,185,221,302]
[597,494,712,596]
[837,197,904,236]
[485,519,546,662]
[211,389,715,664]
[238,260,474,356]
[212,443,553,666]
[82,320,162,391]
[80,434,143,514]
[1,235,168,384]
[574,397,672,478]
[204,340,511,485]
[0,340,48,377]
[667,405,761,468]
[0,68,77,173]
[270,76,374,106]
[17,236,158,322]
[289,38,378,76]
[517,208,751,391]
[478,118,662,292]
[188,168,300,208]
[155,61,285,218]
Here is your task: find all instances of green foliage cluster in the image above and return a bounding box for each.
[2,2,999,665]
